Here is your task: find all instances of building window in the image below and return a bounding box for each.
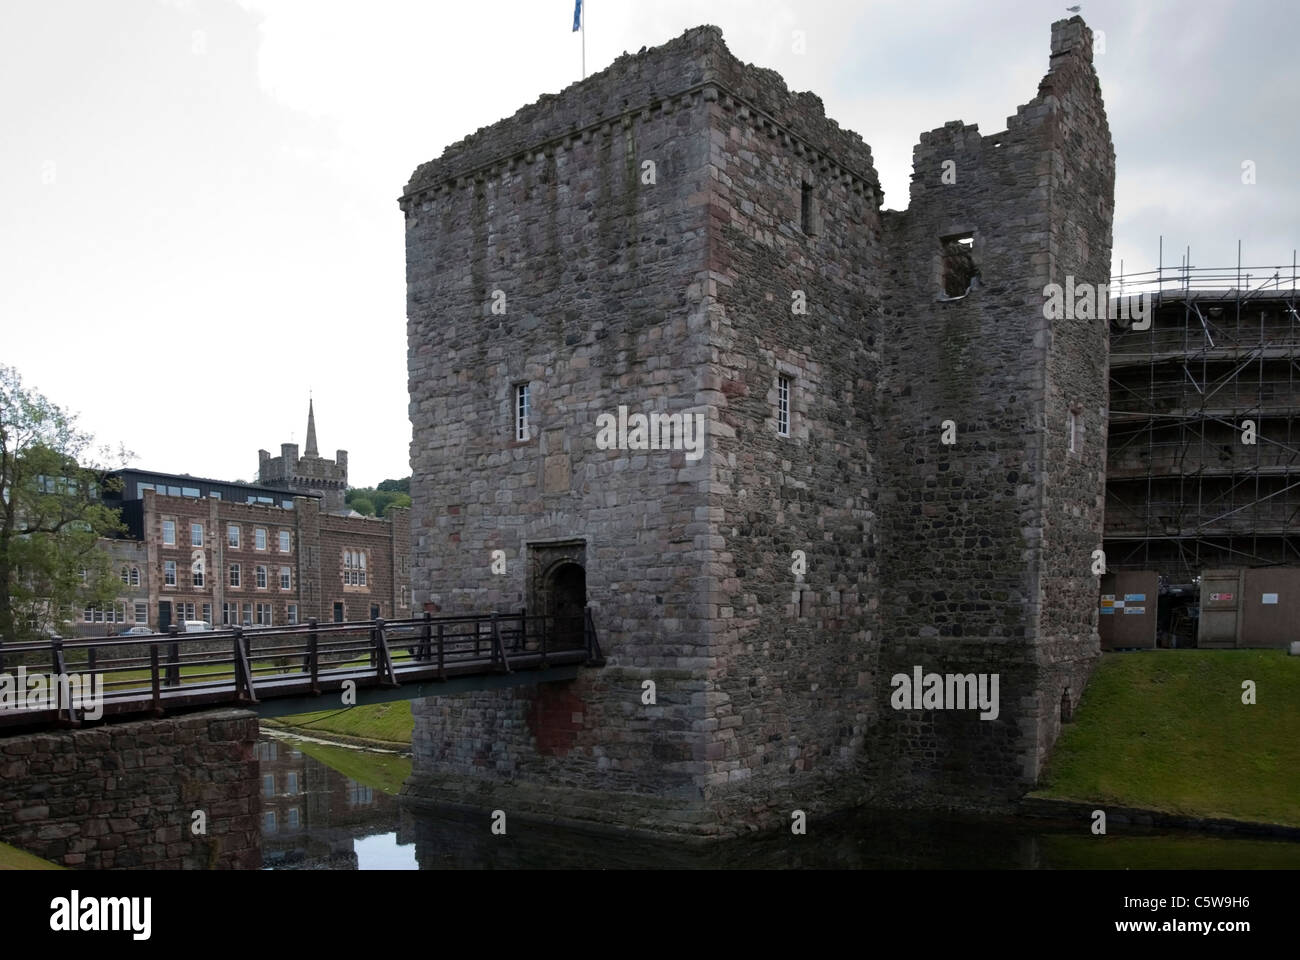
[287,808,300,829]
[800,181,813,234]
[262,774,274,798]
[164,561,177,586]
[344,550,367,586]
[176,602,195,621]
[228,525,240,549]
[130,566,140,587]
[134,601,147,623]
[256,602,272,626]
[242,602,253,626]
[222,602,236,625]
[256,566,267,589]
[348,784,373,806]
[515,383,530,442]
[191,522,203,547]
[192,568,204,588]
[1068,409,1079,454]
[777,375,791,437]
[162,519,176,546]
[280,566,291,591]
[255,528,267,551]
[229,563,241,588]
[202,602,212,624]
[287,604,298,625]
[279,530,291,553]
[120,566,130,584]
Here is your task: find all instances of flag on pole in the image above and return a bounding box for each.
[573,0,582,32]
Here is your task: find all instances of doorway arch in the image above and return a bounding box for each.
[545,561,586,649]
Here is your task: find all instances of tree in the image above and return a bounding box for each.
[348,495,376,517]
[0,366,126,646]
[346,478,412,518]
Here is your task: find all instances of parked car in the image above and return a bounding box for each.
[182,620,214,633]
[119,626,153,636]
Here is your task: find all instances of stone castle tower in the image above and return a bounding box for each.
[400,18,1114,836]
[258,400,349,514]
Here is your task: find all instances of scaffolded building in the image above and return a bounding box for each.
[1106,252,1300,585]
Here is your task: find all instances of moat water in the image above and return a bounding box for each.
[257,733,1300,870]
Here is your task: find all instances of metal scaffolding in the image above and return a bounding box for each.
[1105,243,1300,583]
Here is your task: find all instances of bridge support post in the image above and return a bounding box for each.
[232,626,258,704]
[374,618,398,687]
[166,624,180,688]
[307,618,320,695]
[149,644,162,716]
[50,637,79,728]
[491,612,511,674]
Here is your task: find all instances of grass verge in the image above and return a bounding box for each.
[287,737,411,795]
[273,700,413,745]
[0,841,63,870]
[1033,649,1300,827]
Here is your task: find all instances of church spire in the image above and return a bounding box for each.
[305,397,319,457]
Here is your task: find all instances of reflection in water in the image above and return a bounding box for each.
[257,736,415,870]
[259,735,1300,870]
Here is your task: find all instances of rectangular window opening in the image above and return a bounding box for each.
[800,182,813,234]
[515,383,531,442]
[777,375,791,437]
[940,233,979,298]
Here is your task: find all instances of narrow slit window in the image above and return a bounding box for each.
[778,375,791,437]
[1068,409,1079,454]
[800,182,812,234]
[515,383,531,442]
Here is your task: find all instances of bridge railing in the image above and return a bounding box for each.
[0,606,602,727]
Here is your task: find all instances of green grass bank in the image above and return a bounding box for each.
[1033,649,1300,827]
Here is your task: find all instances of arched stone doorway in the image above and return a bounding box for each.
[545,561,586,649]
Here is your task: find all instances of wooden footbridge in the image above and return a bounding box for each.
[0,609,604,732]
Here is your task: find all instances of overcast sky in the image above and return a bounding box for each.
[2,0,1296,487]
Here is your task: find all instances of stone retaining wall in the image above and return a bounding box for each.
[0,709,261,869]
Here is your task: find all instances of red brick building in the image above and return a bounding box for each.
[79,467,410,635]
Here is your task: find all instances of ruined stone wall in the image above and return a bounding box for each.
[0,709,261,869]
[1032,19,1114,769]
[875,17,1110,806]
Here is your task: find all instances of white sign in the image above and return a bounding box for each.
[1262,593,1279,605]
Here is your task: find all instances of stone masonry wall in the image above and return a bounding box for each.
[874,17,1111,807]
[1032,19,1114,769]
[0,709,261,869]
[402,29,721,836]
[695,47,885,825]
